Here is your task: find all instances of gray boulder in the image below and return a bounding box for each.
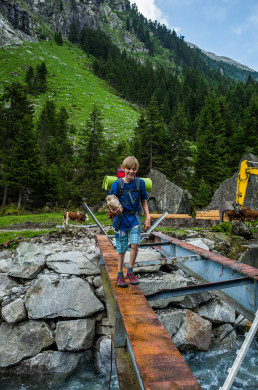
[0,274,19,303]
[25,275,104,319]
[213,324,237,347]
[239,245,258,268]
[8,242,46,279]
[157,309,212,351]
[139,272,189,308]
[207,154,258,210]
[0,351,92,376]
[0,252,12,273]
[147,169,192,213]
[198,298,235,324]
[95,336,115,375]
[46,251,99,275]
[55,319,95,351]
[0,321,54,367]
[1,298,27,324]
[231,220,252,239]
[124,248,161,272]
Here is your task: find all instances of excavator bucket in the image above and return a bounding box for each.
[219,200,235,223]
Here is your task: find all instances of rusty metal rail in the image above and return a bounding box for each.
[150,232,258,321]
[97,235,201,390]
[97,232,257,389]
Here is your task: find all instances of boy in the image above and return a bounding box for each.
[110,156,150,287]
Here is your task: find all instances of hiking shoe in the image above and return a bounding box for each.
[116,275,128,287]
[126,272,139,285]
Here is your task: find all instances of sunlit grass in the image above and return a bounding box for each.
[0,40,139,139]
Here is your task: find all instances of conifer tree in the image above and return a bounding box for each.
[69,22,78,43]
[25,66,34,93]
[194,91,231,194]
[54,31,63,46]
[0,82,42,208]
[243,92,258,154]
[0,82,42,207]
[167,104,192,187]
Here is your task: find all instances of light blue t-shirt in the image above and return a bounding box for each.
[111,178,148,231]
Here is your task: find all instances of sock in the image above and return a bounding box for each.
[127,267,133,274]
[118,272,124,278]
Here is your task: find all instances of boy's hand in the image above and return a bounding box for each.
[112,206,123,215]
[143,217,150,231]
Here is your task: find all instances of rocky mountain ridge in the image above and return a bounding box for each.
[1,0,257,82]
[186,41,256,73]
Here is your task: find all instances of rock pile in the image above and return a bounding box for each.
[0,228,246,378]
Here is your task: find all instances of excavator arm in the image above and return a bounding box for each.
[236,160,258,209]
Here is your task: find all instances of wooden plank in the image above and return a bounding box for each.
[97,235,201,390]
[150,213,192,219]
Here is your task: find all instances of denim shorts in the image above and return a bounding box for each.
[115,225,141,253]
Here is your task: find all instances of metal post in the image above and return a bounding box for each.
[83,202,109,237]
[140,211,168,242]
[219,310,258,390]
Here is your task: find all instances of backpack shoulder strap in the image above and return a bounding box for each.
[117,178,124,198]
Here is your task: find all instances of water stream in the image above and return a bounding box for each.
[1,335,256,390]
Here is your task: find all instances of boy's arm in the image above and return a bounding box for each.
[141,199,150,231]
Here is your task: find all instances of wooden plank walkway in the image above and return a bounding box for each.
[196,210,229,221]
[97,235,201,390]
[150,213,192,219]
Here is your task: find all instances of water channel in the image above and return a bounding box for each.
[0,335,257,390]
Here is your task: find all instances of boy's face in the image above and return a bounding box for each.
[124,165,137,182]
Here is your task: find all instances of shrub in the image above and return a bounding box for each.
[210,222,232,233]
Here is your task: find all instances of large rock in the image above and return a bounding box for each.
[0,252,12,273]
[1,298,27,324]
[213,324,237,347]
[25,275,104,319]
[8,242,46,279]
[124,248,162,272]
[0,321,54,367]
[95,336,115,375]
[147,169,191,213]
[207,154,258,210]
[0,351,92,376]
[157,309,212,351]
[56,319,95,351]
[197,298,236,324]
[139,272,189,308]
[0,274,19,303]
[0,0,100,42]
[46,251,99,275]
[239,245,258,268]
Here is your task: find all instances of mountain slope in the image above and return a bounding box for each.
[0,38,139,138]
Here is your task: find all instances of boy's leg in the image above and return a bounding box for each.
[117,252,126,272]
[127,226,140,285]
[116,230,129,287]
[129,244,139,268]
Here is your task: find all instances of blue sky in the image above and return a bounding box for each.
[131,0,258,71]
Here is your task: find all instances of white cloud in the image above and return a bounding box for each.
[130,0,169,26]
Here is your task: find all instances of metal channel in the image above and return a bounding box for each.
[145,277,253,300]
[151,232,258,321]
[97,235,201,390]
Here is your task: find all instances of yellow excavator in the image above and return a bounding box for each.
[219,160,258,222]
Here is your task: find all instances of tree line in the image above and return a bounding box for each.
[0,23,257,211]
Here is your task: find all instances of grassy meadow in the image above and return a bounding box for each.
[0,39,139,139]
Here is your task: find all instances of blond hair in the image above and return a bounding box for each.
[122,156,139,171]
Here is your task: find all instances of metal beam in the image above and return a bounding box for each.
[145,277,253,301]
[83,202,109,238]
[151,232,258,321]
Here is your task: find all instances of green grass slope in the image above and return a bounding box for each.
[0,39,139,139]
